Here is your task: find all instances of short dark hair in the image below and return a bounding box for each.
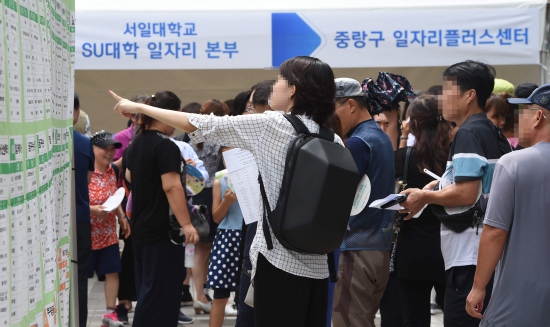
[139,91,181,132]
[280,56,336,126]
[232,90,252,116]
[514,82,538,99]
[74,93,80,110]
[252,80,275,107]
[443,60,496,109]
[336,96,368,109]
[426,85,443,96]
[181,102,202,114]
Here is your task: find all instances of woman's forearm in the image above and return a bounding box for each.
[212,199,232,224]
[138,103,198,133]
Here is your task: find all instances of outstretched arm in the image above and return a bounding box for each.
[110,90,198,133]
[110,90,269,152]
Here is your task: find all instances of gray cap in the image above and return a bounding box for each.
[335,78,365,98]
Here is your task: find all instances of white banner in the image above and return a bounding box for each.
[75,7,544,70]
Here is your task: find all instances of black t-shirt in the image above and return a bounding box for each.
[394,147,446,282]
[125,130,184,245]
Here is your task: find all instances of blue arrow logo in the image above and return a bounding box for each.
[272,13,322,68]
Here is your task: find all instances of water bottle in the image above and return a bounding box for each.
[185,243,195,268]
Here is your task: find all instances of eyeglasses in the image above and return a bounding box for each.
[517,106,548,119]
[335,99,349,109]
[530,106,548,119]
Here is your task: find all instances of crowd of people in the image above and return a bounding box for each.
[72,56,550,327]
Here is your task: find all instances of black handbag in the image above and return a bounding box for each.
[189,204,211,242]
[169,204,211,245]
[168,158,210,244]
[431,202,483,234]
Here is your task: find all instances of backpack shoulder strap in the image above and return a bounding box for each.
[284,114,310,135]
[258,174,274,250]
[318,126,335,142]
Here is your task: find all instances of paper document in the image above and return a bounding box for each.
[370,194,426,218]
[222,149,260,225]
[102,188,125,212]
[369,194,406,210]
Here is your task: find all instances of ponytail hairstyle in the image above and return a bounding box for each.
[138,91,181,132]
[195,99,229,149]
[408,95,452,176]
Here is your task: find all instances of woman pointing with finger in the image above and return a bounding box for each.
[110,56,344,326]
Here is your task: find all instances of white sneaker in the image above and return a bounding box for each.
[225,304,237,316]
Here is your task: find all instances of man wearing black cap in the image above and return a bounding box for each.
[466,85,550,326]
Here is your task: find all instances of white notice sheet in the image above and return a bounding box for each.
[222,149,260,225]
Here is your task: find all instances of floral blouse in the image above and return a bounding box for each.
[88,165,118,250]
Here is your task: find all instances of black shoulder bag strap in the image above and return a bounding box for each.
[403,146,412,187]
[390,146,412,273]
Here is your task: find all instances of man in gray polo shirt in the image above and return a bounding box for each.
[466,84,550,325]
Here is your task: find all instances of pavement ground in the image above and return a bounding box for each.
[86,275,444,327]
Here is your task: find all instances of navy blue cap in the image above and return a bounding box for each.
[509,84,550,110]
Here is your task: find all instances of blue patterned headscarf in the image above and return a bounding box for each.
[361,72,416,115]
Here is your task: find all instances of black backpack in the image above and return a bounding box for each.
[258,115,360,255]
